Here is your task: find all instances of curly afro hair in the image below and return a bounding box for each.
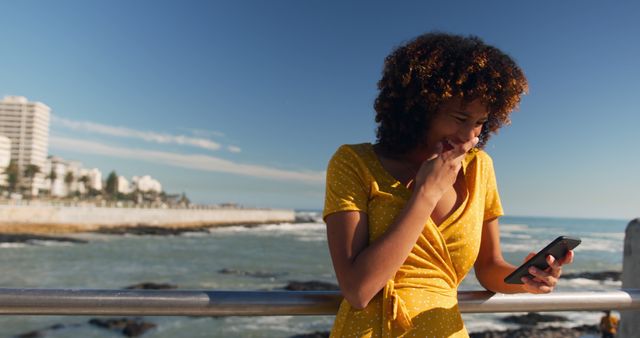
[374,32,528,154]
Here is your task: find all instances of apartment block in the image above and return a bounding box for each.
[0,96,51,195]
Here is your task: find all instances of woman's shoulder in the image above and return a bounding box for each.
[468,148,494,164]
[331,143,374,161]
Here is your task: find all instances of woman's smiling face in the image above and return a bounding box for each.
[424,98,489,153]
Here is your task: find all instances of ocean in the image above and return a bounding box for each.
[0,213,630,337]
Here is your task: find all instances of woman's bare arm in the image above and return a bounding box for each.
[475,217,574,294]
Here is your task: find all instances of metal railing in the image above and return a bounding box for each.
[0,288,638,316]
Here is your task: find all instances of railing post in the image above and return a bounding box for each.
[620,218,640,338]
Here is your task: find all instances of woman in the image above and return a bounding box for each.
[323,32,574,337]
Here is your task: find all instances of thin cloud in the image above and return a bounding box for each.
[179,127,226,139]
[52,116,222,151]
[49,136,324,184]
[227,145,242,153]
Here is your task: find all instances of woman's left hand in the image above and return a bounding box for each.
[521,250,575,294]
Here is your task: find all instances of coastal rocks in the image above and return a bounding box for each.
[294,212,322,223]
[88,318,156,337]
[284,280,339,291]
[124,282,178,290]
[95,225,209,236]
[562,270,621,281]
[500,312,568,325]
[289,331,330,338]
[0,233,87,245]
[218,268,287,279]
[15,323,71,338]
[469,324,598,338]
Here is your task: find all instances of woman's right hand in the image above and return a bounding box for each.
[413,137,479,199]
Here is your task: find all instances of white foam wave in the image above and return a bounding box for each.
[208,225,254,234]
[500,233,533,239]
[29,240,76,247]
[500,224,530,232]
[584,232,624,240]
[209,223,327,242]
[575,239,621,253]
[501,242,546,253]
[223,316,298,333]
[0,242,27,248]
[561,278,622,288]
[465,310,610,334]
[181,231,209,237]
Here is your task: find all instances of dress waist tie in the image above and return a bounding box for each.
[382,279,413,338]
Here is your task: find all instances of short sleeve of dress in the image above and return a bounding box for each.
[323,145,369,220]
[483,153,504,221]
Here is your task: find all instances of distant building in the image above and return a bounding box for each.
[131,175,162,193]
[87,168,102,192]
[0,96,50,195]
[43,156,67,197]
[0,135,11,187]
[43,156,103,197]
[116,175,131,194]
[65,160,82,193]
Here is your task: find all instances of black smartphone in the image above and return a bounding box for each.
[503,236,581,284]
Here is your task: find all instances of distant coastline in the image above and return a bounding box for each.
[0,203,296,234]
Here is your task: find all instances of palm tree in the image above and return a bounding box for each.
[3,160,19,193]
[79,175,91,196]
[105,171,118,198]
[45,168,57,196]
[64,171,74,196]
[23,164,41,198]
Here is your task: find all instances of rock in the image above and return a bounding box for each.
[289,331,330,338]
[469,324,598,338]
[95,225,209,236]
[0,234,87,245]
[88,318,156,337]
[500,312,568,326]
[284,281,339,291]
[294,213,321,223]
[15,331,43,338]
[218,268,287,279]
[562,270,621,281]
[124,282,177,290]
[15,323,74,338]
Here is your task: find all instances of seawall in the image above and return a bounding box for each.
[0,205,296,234]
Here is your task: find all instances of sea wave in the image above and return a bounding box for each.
[29,240,76,247]
[500,224,530,232]
[575,239,621,253]
[222,316,297,334]
[465,310,609,334]
[209,223,327,242]
[0,242,27,249]
[500,233,533,240]
[583,232,625,240]
[562,278,622,288]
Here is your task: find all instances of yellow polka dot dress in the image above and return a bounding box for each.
[323,144,504,338]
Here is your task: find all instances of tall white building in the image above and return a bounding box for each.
[0,96,51,195]
[0,135,11,187]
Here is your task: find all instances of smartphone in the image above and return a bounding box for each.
[503,236,581,284]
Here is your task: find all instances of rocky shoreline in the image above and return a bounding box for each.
[0,222,282,246]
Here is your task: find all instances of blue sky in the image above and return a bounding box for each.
[1,1,638,220]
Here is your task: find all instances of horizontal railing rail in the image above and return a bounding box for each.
[0,288,638,316]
